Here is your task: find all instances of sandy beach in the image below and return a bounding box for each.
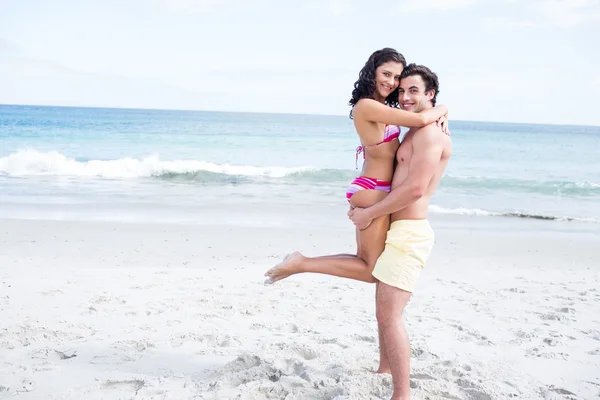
[0,215,598,399]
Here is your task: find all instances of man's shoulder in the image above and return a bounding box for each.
[413,123,445,145]
[416,121,443,134]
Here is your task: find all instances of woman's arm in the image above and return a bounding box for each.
[355,98,448,127]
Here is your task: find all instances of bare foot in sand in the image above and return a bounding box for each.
[264,252,305,284]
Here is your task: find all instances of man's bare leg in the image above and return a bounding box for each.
[376,281,391,374]
[377,282,412,399]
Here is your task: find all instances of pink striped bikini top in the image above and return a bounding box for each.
[355,124,401,169]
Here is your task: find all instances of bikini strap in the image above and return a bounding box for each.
[355,145,365,170]
[355,125,399,170]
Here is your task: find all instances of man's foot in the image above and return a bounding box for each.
[375,366,391,374]
[264,252,304,284]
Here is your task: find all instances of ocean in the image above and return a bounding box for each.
[1,104,599,227]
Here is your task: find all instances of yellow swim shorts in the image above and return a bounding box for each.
[372,219,435,293]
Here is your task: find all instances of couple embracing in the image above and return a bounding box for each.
[265,48,452,400]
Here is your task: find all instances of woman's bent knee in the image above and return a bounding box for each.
[356,256,378,283]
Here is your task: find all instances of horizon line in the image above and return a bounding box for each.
[1,102,598,129]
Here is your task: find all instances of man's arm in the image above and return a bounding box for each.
[366,126,445,220]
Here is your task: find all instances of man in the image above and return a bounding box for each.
[348,63,452,400]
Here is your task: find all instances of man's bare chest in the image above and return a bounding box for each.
[396,134,414,166]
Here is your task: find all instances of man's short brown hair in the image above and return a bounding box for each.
[400,64,440,106]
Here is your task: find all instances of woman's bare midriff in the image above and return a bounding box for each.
[349,141,397,209]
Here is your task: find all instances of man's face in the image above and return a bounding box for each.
[398,74,434,112]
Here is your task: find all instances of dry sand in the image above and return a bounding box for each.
[0,216,598,399]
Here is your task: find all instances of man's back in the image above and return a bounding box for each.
[390,123,452,222]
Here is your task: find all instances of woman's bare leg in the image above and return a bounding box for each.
[264,213,388,283]
[263,190,391,372]
[263,215,392,372]
[264,189,388,284]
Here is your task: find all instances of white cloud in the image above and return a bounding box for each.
[480,0,600,29]
[480,16,535,29]
[329,0,348,16]
[535,0,600,28]
[149,0,221,15]
[396,0,480,13]
[0,39,21,57]
[529,0,600,28]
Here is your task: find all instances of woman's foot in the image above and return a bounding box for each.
[264,252,304,284]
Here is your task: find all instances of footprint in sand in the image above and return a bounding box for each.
[514,329,535,339]
[543,337,561,347]
[289,344,319,361]
[461,389,493,400]
[91,353,136,365]
[525,347,569,360]
[91,340,152,364]
[320,338,350,349]
[102,379,145,394]
[455,376,495,400]
[538,311,574,323]
[1,340,15,350]
[455,378,478,389]
[31,348,77,362]
[412,373,436,380]
[283,323,299,333]
[271,358,311,382]
[451,324,493,346]
[581,329,600,341]
[353,334,376,343]
[170,333,240,349]
[17,380,35,393]
[410,347,438,360]
[40,289,63,296]
[551,387,576,395]
[547,385,577,397]
[557,307,576,314]
[91,295,126,305]
[205,353,313,393]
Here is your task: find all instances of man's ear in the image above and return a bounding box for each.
[426,89,435,102]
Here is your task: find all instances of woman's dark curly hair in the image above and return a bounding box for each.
[348,48,407,119]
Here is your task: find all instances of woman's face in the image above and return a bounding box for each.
[374,61,403,102]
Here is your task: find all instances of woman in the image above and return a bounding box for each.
[264,48,448,285]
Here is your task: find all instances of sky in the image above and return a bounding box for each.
[0,0,599,126]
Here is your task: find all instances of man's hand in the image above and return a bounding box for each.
[347,207,373,230]
[436,114,450,136]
